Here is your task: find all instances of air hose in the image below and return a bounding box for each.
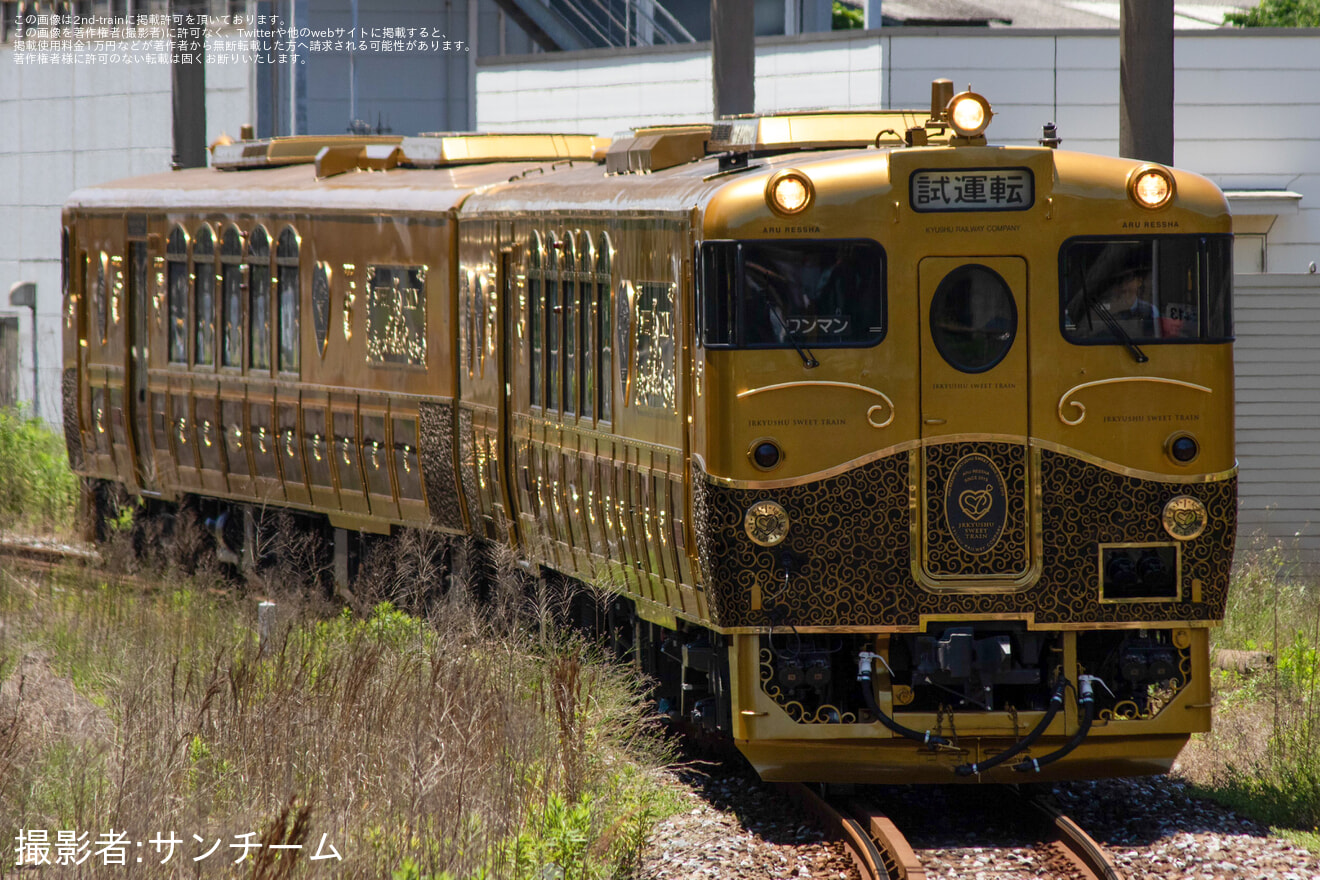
[1013,675,1101,773]
[953,676,1068,777]
[857,651,952,748]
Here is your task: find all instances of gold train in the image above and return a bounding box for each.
[63,79,1235,782]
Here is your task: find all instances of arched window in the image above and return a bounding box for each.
[220,226,243,367]
[193,226,215,366]
[597,233,613,421]
[276,227,300,373]
[546,232,560,413]
[529,231,543,408]
[562,232,576,417]
[95,251,109,344]
[166,225,189,363]
[247,227,271,371]
[579,234,595,420]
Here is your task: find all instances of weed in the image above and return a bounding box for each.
[1180,540,1320,841]
[0,406,77,532]
[0,559,677,877]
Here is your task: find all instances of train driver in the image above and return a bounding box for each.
[1101,260,1159,337]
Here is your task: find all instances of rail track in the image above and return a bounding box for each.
[780,781,1125,880]
[0,535,99,571]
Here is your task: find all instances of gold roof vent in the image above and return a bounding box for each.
[212,131,606,172]
[605,124,712,174]
[707,111,944,153]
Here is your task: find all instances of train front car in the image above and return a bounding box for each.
[692,89,1235,782]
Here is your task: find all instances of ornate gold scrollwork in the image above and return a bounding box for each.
[1056,377,1212,426]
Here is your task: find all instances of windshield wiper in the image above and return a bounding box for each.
[770,305,819,369]
[1077,283,1148,364]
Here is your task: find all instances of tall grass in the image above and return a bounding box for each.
[1182,540,1320,838]
[0,405,77,532]
[2,524,677,879]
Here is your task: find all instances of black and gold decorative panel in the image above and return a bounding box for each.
[692,449,1234,630]
[419,400,464,531]
[922,442,1029,579]
[63,368,83,471]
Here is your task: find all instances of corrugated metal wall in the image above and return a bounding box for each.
[1234,273,1320,559]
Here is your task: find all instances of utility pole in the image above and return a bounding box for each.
[712,0,754,117]
[170,0,208,169]
[1119,0,1174,165]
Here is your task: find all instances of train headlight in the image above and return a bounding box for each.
[1162,495,1208,542]
[750,439,783,471]
[766,170,814,216]
[946,91,993,138]
[1129,165,1175,209]
[1166,432,1200,464]
[744,500,790,547]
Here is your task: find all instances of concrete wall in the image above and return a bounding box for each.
[477,27,1320,274]
[0,35,251,422]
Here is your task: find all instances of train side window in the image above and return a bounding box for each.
[1060,234,1234,345]
[462,269,475,377]
[166,225,189,364]
[1204,237,1233,340]
[247,226,272,372]
[699,239,886,349]
[95,251,109,344]
[529,231,543,408]
[193,226,216,366]
[220,226,243,367]
[276,227,300,374]
[546,232,561,413]
[579,234,594,420]
[597,233,613,422]
[60,227,69,318]
[563,232,577,417]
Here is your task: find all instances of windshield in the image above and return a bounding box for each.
[1061,235,1232,344]
[700,239,886,349]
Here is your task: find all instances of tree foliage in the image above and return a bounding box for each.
[1224,0,1320,26]
[833,0,864,29]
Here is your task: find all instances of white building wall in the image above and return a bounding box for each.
[0,36,252,422]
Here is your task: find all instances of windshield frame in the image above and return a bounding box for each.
[698,237,888,351]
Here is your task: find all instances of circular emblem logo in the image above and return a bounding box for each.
[944,453,1008,554]
[1162,495,1208,541]
[744,500,790,547]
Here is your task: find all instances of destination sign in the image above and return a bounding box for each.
[910,167,1034,213]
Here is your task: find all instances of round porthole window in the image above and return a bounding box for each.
[929,264,1018,373]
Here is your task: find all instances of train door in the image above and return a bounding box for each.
[916,256,1035,587]
[126,240,155,492]
[497,247,521,548]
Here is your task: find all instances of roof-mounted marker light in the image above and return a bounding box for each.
[946,90,993,138]
[1129,165,1175,209]
[767,169,814,215]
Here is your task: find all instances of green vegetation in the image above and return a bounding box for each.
[833,0,864,29]
[0,562,678,878]
[0,406,77,532]
[1180,542,1320,850]
[1225,0,1320,26]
